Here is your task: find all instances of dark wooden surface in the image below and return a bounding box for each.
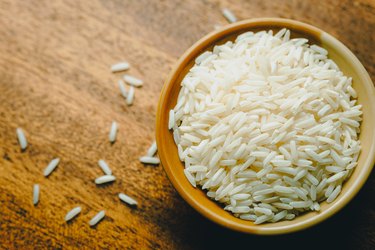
[0,0,374,249]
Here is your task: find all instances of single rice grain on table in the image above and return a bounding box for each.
[43,158,60,177]
[119,193,138,206]
[89,210,105,226]
[111,62,130,72]
[170,29,362,224]
[140,156,160,165]
[95,175,116,184]
[98,159,112,175]
[118,79,128,98]
[16,128,27,151]
[65,206,82,222]
[221,8,237,23]
[33,184,39,205]
[109,121,118,143]
[126,86,135,106]
[146,141,158,157]
[123,74,143,87]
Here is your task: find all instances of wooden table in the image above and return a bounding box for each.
[1,0,374,249]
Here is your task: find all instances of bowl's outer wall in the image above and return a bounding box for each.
[156,18,375,235]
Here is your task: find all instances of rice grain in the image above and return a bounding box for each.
[140,156,160,165]
[118,80,128,98]
[127,86,135,105]
[98,160,112,175]
[16,128,27,151]
[89,210,105,226]
[222,8,237,23]
[147,141,158,157]
[111,62,130,72]
[65,206,82,222]
[109,121,118,143]
[119,193,138,206]
[123,75,143,87]
[33,184,39,205]
[95,175,116,184]
[43,158,60,177]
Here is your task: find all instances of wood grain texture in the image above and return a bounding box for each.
[0,0,374,249]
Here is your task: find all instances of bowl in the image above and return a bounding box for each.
[155,18,375,235]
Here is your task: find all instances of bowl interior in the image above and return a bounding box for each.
[156,18,375,235]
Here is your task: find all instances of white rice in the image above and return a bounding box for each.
[172,29,362,224]
[111,62,130,72]
[16,128,27,151]
[109,121,118,143]
[33,184,39,205]
[285,214,296,220]
[65,206,82,222]
[184,169,196,187]
[119,193,138,206]
[89,210,105,226]
[43,158,60,177]
[95,175,116,184]
[98,160,112,175]
[221,8,237,23]
[123,75,143,87]
[126,86,135,106]
[146,141,158,157]
[118,79,128,98]
[327,185,341,203]
[139,156,160,165]
[168,109,175,130]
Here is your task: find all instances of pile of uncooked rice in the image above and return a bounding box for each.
[169,29,362,224]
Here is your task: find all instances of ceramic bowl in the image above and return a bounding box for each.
[156,18,375,235]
